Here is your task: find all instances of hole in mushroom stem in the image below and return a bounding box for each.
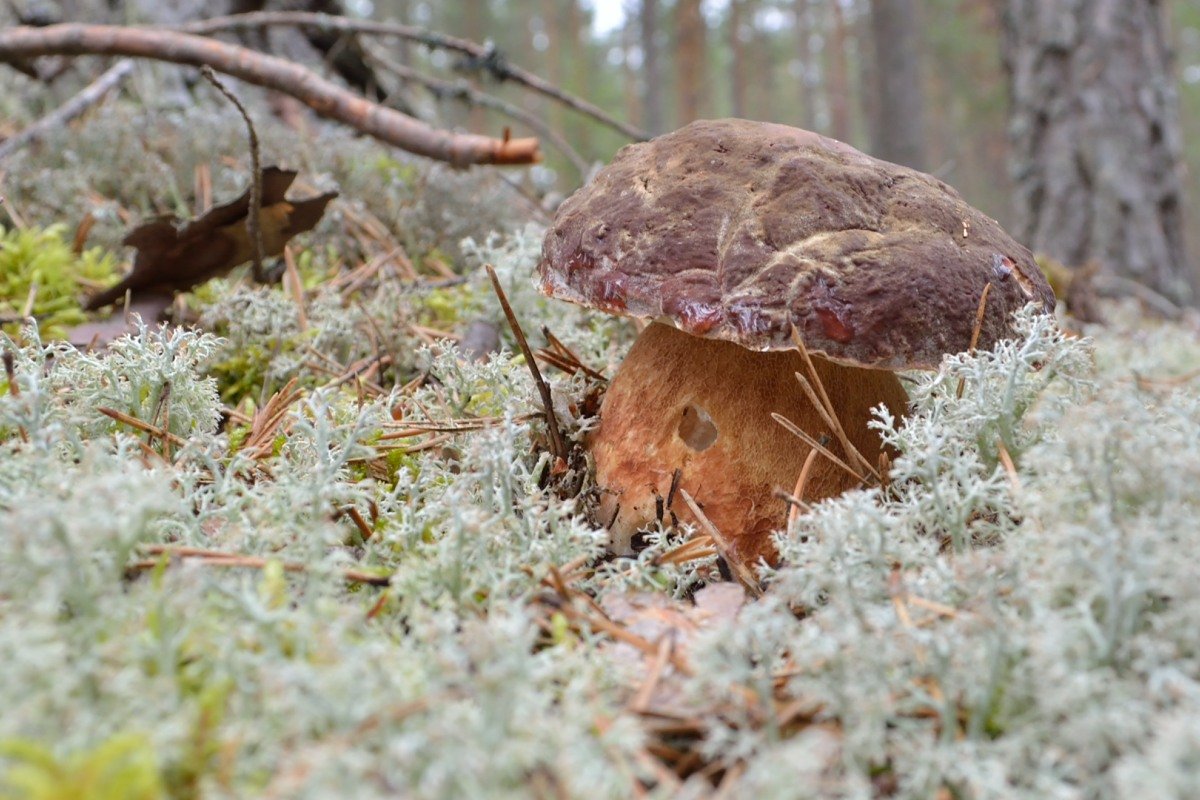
[629,530,653,553]
[678,403,718,451]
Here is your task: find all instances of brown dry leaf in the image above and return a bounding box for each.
[85,166,337,311]
[601,583,747,714]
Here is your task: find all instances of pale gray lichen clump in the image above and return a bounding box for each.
[2,161,1200,797]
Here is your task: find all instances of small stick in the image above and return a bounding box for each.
[771,412,864,483]
[2,351,19,399]
[996,437,1021,492]
[282,246,308,331]
[957,282,992,400]
[774,488,813,518]
[789,327,879,479]
[98,406,189,447]
[159,382,172,461]
[908,595,960,618]
[194,162,212,214]
[485,263,567,463]
[655,536,717,566]
[127,551,390,586]
[72,212,96,254]
[542,325,605,380]
[200,66,265,281]
[556,600,694,676]
[665,468,682,510]
[20,282,37,318]
[630,637,674,713]
[3,351,28,443]
[678,489,762,598]
[339,505,375,541]
[786,448,820,529]
[378,413,540,439]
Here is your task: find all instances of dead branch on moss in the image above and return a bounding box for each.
[0,24,540,167]
[128,544,391,586]
[179,11,649,143]
[0,58,134,162]
[98,405,189,448]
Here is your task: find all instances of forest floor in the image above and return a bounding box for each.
[2,97,1200,799]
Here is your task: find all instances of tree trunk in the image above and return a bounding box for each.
[674,0,707,125]
[565,0,591,153]
[640,0,664,135]
[793,0,816,130]
[729,0,747,118]
[867,0,928,169]
[826,0,853,143]
[621,11,642,128]
[1002,0,1195,303]
[752,4,775,121]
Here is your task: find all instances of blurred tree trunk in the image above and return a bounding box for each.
[565,0,592,153]
[640,0,664,135]
[621,11,642,128]
[793,0,816,130]
[826,0,853,142]
[1002,0,1195,303]
[752,6,775,120]
[674,0,707,124]
[867,0,928,169]
[729,0,747,118]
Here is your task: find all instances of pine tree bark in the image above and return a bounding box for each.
[867,0,928,169]
[1002,0,1195,303]
[674,0,707,125]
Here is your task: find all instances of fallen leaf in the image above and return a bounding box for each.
[85,166,336,310]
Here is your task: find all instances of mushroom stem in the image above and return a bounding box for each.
[591,322,908,566]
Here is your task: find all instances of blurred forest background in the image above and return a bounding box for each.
[3,0,1199,305]
[383,0,1200,306]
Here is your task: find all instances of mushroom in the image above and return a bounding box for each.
[538,119,1055,566]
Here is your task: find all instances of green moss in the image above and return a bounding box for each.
[0,734,164,800]
[371,154,418,185]
[0,225,120,340]
[421,284,479,326]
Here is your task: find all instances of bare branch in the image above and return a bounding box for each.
[176,11,650,143]
[0,23,540,167]
[365,46,589,178]
[0,58,134,162]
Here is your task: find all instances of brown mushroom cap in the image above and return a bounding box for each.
[539,119,1055,370]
